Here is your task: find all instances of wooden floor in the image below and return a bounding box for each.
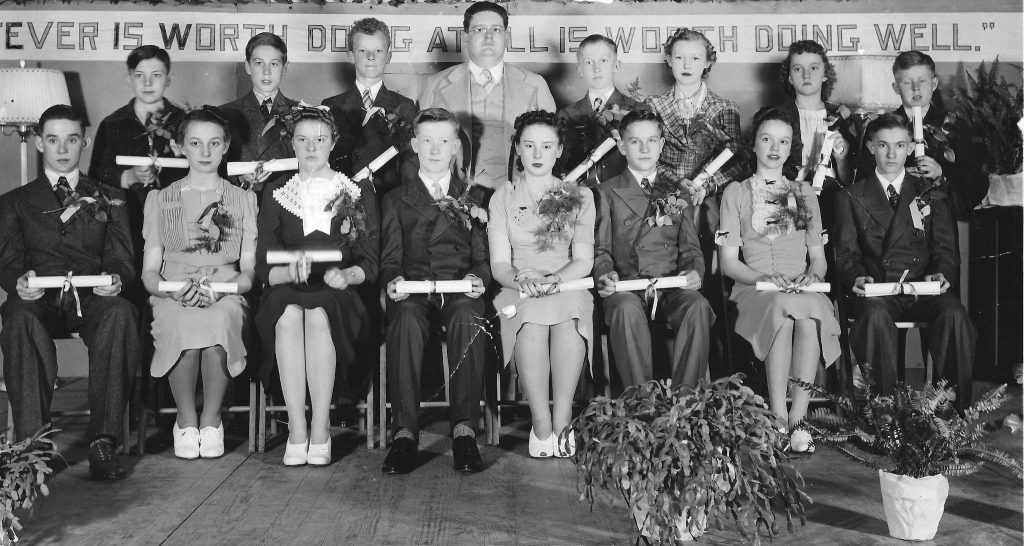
[9,383,1024,546]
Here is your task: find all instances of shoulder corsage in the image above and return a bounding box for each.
[763,181,812,233]
[185,200,233,253]
[323,174,368,244]
[534,180,584,251]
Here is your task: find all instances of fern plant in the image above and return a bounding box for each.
[0,427,58,546]
[951,58,1024,175]
[793,376,1023,480]
[573,374,810,545]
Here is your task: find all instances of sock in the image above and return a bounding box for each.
[452,422,475,439]
[394,428,417,442]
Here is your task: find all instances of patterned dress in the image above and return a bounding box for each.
[718,176,841,365]
[143,179,257,377]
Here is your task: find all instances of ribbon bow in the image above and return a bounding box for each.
[59,271,84,318]
[643,278,662,320]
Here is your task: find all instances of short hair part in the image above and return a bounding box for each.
[127,45,171,72]
[892,50,935,75]
[348,18,391,52]
[246,32,288,64]
[463,1,508,32]
[38,104,86,133]
[866,112,912,141]
[176,106,232,146]
[413,107,461,135]
[578,34,618,56]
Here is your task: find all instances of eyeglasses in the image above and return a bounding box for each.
[468,26,506,37]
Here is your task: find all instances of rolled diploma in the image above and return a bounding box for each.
[519,277,594,298]
[698,148,734,182]
[564,137,617,183]
[265,250,344,264]
[158,281,239,294]
[351,147,399,182]
[613,276,689,292]
[395,280,474,294]
[28,275,113,289]
[226,158,298,176]
[115,155,189,169]
[905,281,941,295]
[863,283,900,297]
[811,133,837,190]
[912,106,926,157]
[755,282,832,293]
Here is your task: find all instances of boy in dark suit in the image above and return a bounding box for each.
[594,110,715,390]
[0,105,140,480]
[380,108,489,474]
[322,18,416,196]
[559,34,647,187]
[220,32,298,195]
[836,114,975,406]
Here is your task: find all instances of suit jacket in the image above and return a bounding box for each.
[856,104,984,221]
[89,98,185,189]
[322,85,417,195]
[559,89,647,187]
[834,172,958,288]
[593,169,704,282]
[0,174,134,297]
[379,173,491,287]
[417,63,556,187]
[220,92,299,189]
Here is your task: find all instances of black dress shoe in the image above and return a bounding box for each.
[452,436,483,473]
[381,437,418,474]
[88,438,127,481]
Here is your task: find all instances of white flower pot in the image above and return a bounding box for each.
[878,469,949,541]
[979,173,1023,208]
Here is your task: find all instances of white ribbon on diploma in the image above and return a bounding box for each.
[613,276,691,319]
[226,158,298,177]
[115,155,189,169]
[863,281,941,297]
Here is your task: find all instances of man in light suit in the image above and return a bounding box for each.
[594,110,715,390]
[417,1,556,192]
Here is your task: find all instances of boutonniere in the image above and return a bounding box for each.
[594,105,629,143]
[185,200,233,253]
[923,113,959,163]
[322,174,368,244]
[436,185,488,228]
[44,183,125,223]
[363,106,414,143]
[534,180,585,251]
[644,168,690,226]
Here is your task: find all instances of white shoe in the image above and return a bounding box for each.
[283,440,308,466]
[528,428,554,458]
[307,440,332,466]
[554,428,576,458]
[173,423,200,460]
[199,424,225,458]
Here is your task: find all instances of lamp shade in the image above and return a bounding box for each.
[0,66,71,126]
[830,55,902,113]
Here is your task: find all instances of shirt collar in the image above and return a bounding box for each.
[355,80,384,102]
[628,167,657,187]
[674,82,707,109]
[468,61,504,85]
[45,168,79,190]
[419,170,452,197]
[253,89,278,106]
[876,168,907,194]
[588,88,615,109]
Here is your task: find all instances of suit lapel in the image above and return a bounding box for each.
[611,171,651,219]
[859,173,896,230]
[883,176,921,252]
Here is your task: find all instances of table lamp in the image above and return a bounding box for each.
[0,61,71,186]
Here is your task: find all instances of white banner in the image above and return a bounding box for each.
[0,10,1019,64]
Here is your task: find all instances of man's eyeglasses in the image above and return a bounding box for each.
[469,26,506,37]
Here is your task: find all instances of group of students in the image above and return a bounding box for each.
[0,1,979,482]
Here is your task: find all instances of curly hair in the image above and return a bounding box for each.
[750,106,796,139]
[779,40,836,101]
[348,18,391,51]
[176,106,232,145]
[286,106,339,142]
[511,110,566,173]
[663,28,717,78]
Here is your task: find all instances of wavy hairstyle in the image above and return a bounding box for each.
[284,105,339,142]
[779,40,837,101]
[175,106,232,145]
[510,110,566,174]
[663,28,717,78]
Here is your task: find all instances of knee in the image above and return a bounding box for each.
[604,293,645,323]
[275,305,304,334]
[98,296,138,325]
[670,293,714,326]
[303,307,330,330]
[855,300,893,328]
[0,300,45,332]
[931,299,971,331]
[447,296,484,321]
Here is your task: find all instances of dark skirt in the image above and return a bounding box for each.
[254,281,368,393]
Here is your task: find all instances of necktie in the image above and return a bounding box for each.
[481,69,495,92]
[640,177,652,193]
[886,184,899,211]
[261,97,273,119]
[593,97,603,112]
[54,176,73,204]
[361,89,373,110]
[431,182,444,201]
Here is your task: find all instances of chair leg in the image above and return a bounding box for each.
[248,381,258,454]
[920,327,932,385]
[378,343,387,449]
[7,400,13,436]
[366,355,376,450]
[897,330,908,384]
[257,383,268,453]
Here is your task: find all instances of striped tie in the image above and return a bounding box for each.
[593,97,603,112]
[362,89,373,110]
[481,69,495,92]
[887,184,899,210]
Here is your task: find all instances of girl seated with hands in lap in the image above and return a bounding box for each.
[254,105,378,467]
[717,110,840,454]
[489,110,595,459]
[141,106,257,460]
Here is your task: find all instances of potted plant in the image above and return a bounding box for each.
[951,58,1023,205]
[573,375,810,545]
[0,427,57,546]
[794,377,1023,541]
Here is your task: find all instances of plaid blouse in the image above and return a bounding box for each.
[646,88,742,194]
